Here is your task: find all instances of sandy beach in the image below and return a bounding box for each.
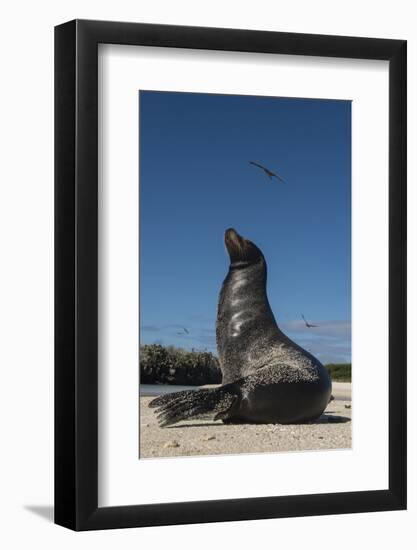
[139,383,351,458]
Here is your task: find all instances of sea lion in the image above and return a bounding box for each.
[149,228,332,426]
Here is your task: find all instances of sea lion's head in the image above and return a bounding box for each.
[224,228,264,267]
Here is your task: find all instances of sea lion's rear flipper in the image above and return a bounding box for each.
[149,385,239,427]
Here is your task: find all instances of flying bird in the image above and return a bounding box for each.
[302,314,319,328]
[176,327,189,335]
[249,161,286,183]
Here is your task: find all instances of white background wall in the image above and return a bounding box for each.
[0,1,415,548]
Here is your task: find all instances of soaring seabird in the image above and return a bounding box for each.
[302,314,319,328]
[249,161,286,183]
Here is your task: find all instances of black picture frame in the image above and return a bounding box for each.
[55,19,407,531]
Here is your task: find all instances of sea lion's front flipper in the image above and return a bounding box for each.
[149,385,239,427]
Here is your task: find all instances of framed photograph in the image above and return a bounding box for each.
[55,19,406,530]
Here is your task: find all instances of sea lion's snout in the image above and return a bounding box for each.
[225,227,242,246]
[224,228,263,266]
[224,228,244,258]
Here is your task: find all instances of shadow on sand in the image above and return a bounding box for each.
[315,414,351,424]
[165,414,351,428]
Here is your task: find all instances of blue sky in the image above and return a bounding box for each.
[140,91,351,364]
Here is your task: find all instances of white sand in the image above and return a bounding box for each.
[139,383,352,458]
